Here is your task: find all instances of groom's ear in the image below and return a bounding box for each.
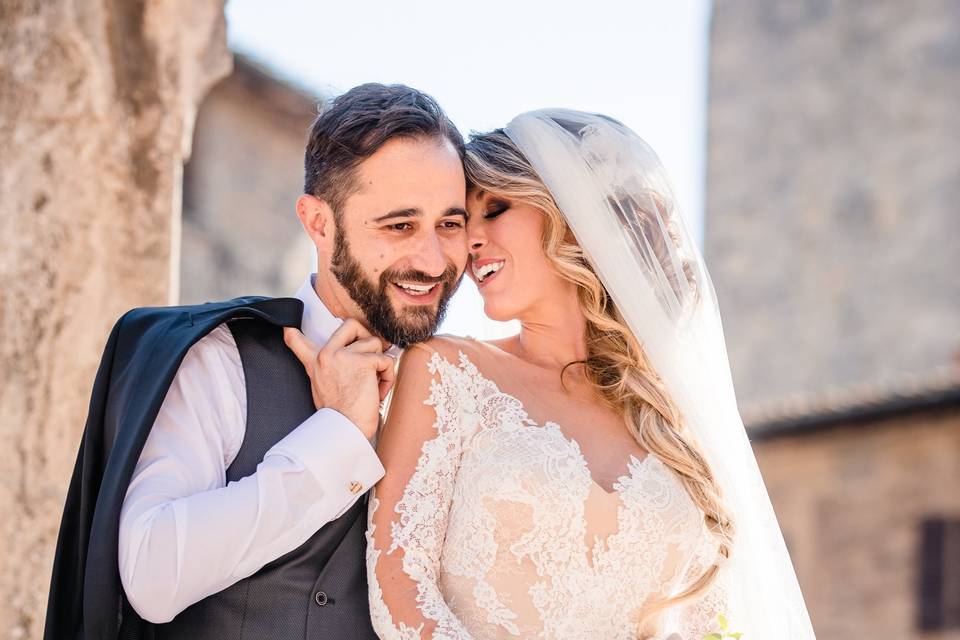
[296,194,335,249]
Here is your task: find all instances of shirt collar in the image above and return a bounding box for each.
[293,274,401,356]
[293,274,346,348]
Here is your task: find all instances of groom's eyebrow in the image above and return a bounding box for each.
[372,208,420,223]
[371,207,467,223]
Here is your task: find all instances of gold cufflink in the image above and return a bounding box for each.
[349,481,363,495]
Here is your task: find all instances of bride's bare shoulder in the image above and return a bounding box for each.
[394,336,464,381]
[390,337,484,405]
[405,334,483,361]
[400,335,516,379]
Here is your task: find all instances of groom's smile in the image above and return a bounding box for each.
[389,273,445,304]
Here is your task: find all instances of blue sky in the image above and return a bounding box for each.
[225,0,712,337]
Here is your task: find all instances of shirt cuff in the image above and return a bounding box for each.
[267,408,385,514]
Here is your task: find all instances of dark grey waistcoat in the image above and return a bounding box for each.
[155,319,378,640]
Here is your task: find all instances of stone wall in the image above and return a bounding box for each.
[755,407,960,638]
[0,2,230,636]
[706,0,960,410]
[180,57,321,304]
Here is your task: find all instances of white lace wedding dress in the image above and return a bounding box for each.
[367,348,728,640]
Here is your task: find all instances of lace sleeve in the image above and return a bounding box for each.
[366,344,474,640]
[669,534,731,640]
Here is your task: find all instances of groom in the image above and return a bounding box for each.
[44,84,469,639]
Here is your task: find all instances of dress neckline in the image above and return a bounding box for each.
[436,349,660,497]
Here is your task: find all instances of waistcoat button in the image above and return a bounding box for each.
[314,590,328,606]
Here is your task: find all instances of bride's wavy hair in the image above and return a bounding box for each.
[464,129,734,633]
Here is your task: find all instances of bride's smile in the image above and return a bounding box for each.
[466,192,581,328]
[469,257,504,286]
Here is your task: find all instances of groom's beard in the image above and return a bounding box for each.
[330,228,460,348]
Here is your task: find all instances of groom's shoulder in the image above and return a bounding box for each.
[113,295,298,336]
[105,295,300,366]
[117,295,276,326]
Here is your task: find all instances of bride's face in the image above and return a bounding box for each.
[466,190,569,322]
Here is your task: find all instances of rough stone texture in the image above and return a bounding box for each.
[705,0,960,411]
[180,57,321,304]
[0,1,230,637]
[755,407,960,639]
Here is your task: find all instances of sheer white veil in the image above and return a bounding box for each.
[503,109,816,639]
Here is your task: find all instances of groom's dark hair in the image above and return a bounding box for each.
[304,83,464,212]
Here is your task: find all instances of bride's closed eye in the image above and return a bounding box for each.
[484,202,509,219]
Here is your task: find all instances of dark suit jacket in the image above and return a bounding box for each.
[43,296,304,640]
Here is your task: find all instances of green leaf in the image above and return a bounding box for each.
[729,633,743,639]
[702,634,723,640]
[718,613,729,630]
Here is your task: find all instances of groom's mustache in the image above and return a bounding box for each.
[381,265,460,287]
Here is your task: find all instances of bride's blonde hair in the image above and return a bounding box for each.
[464,130,734,633]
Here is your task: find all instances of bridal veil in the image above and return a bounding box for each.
[504,109,816,639]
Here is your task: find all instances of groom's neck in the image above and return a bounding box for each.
[312,269,353,322]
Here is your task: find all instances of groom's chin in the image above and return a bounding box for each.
[396,311,441,340]
[372,305,441,348]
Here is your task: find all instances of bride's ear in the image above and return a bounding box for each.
[296,194,335,250]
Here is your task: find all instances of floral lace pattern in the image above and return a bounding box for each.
[368,351,726,639]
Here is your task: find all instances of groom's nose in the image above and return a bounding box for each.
[409,231,449,277]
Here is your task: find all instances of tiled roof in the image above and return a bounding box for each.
[743,366,960,440]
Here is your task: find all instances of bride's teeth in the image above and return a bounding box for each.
[474,261,504,281]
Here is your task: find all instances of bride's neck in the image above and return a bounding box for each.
[513,287,588,372]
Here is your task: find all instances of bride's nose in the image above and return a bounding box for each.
[467,220,487,251]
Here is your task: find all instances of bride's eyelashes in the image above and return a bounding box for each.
[484,202,509,219]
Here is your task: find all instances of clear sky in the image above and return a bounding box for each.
[225,0,711,338]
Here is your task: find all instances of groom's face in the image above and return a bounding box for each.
[322,136,468,347]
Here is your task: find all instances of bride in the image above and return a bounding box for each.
[366,110,815,639]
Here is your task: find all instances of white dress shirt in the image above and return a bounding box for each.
[118,274,386,623]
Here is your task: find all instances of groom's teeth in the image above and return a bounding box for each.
[473,261,504,281]
[397,282,436,295]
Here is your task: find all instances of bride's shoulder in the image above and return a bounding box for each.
[398,335,498,387]
[404,334,483,363]
[391,337,489,412]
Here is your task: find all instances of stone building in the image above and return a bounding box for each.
[749,372,960,638]
[706,0,960,408]
[180,55,320,304]
[707,1,960,638]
